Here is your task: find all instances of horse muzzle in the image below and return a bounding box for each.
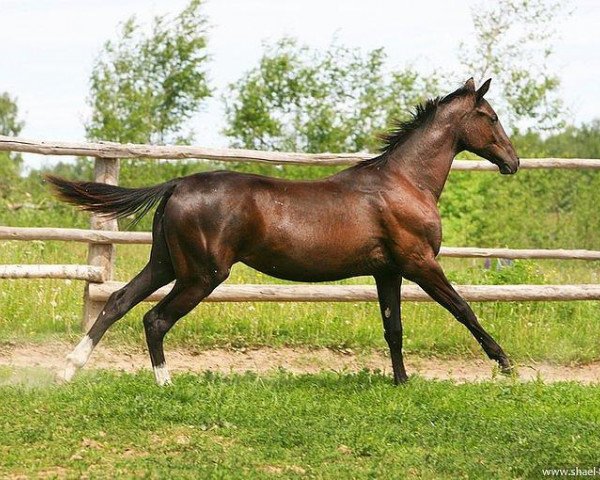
[498,156,520,175]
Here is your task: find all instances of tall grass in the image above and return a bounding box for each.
[1,240,598,363]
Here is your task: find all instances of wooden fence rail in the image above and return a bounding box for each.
[0,134,599,330]
[1,134,600,169]
[0,226,151,244]
[90,282,600,303]
[0,264,104,282]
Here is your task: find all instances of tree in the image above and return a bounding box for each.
[459,0,570,131]
[86,0,211,145]
[0,93,25,194]
[223,38,440,153]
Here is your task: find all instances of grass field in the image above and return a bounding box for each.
[1,369,599,479]
[1,240,599,364]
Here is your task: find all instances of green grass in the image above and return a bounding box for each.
[0,369,598,479]
[1,240,600,363]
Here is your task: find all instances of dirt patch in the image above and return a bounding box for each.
[1,342,599,383]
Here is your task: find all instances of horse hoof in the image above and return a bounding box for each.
[499,359,515,376]
[393,374,409,385]
[59,362,78,383]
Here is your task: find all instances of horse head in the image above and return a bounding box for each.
[455,78,520,175]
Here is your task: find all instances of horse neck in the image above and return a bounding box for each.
[383,121,459,200]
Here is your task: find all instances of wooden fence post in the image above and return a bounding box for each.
[82,157,119,331]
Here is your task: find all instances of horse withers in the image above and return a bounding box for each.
[47,78,519,385]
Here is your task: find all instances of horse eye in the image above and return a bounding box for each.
[491,115,498,124]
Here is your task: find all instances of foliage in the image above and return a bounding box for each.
[459,0,570,131]
[1,371,599,479]
[518,119,600,158]
[0,93,25,195]
[223,38,440,154]
[85,0,211,145]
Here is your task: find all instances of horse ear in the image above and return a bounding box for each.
[476,78,492,102]
[464,77,476,91]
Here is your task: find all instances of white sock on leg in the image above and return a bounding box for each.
[61,335,94,382]
[153,363,172,386]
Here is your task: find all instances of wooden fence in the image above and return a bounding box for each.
[1,134,599,331]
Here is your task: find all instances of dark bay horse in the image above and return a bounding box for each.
[47,78,519,385]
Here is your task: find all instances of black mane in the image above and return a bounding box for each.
[355,85,472,169]
[378,97,440,156]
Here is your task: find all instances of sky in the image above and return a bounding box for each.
[1,0,599,169]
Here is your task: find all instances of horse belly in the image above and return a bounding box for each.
[240,230,388,282]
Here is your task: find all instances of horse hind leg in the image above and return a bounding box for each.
[142,270,228,386]
[62,230,175,382]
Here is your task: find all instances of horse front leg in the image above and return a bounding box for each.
[375,274,409,384]
[403,256,513,374]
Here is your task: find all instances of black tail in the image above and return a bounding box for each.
[45,175,180,225]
